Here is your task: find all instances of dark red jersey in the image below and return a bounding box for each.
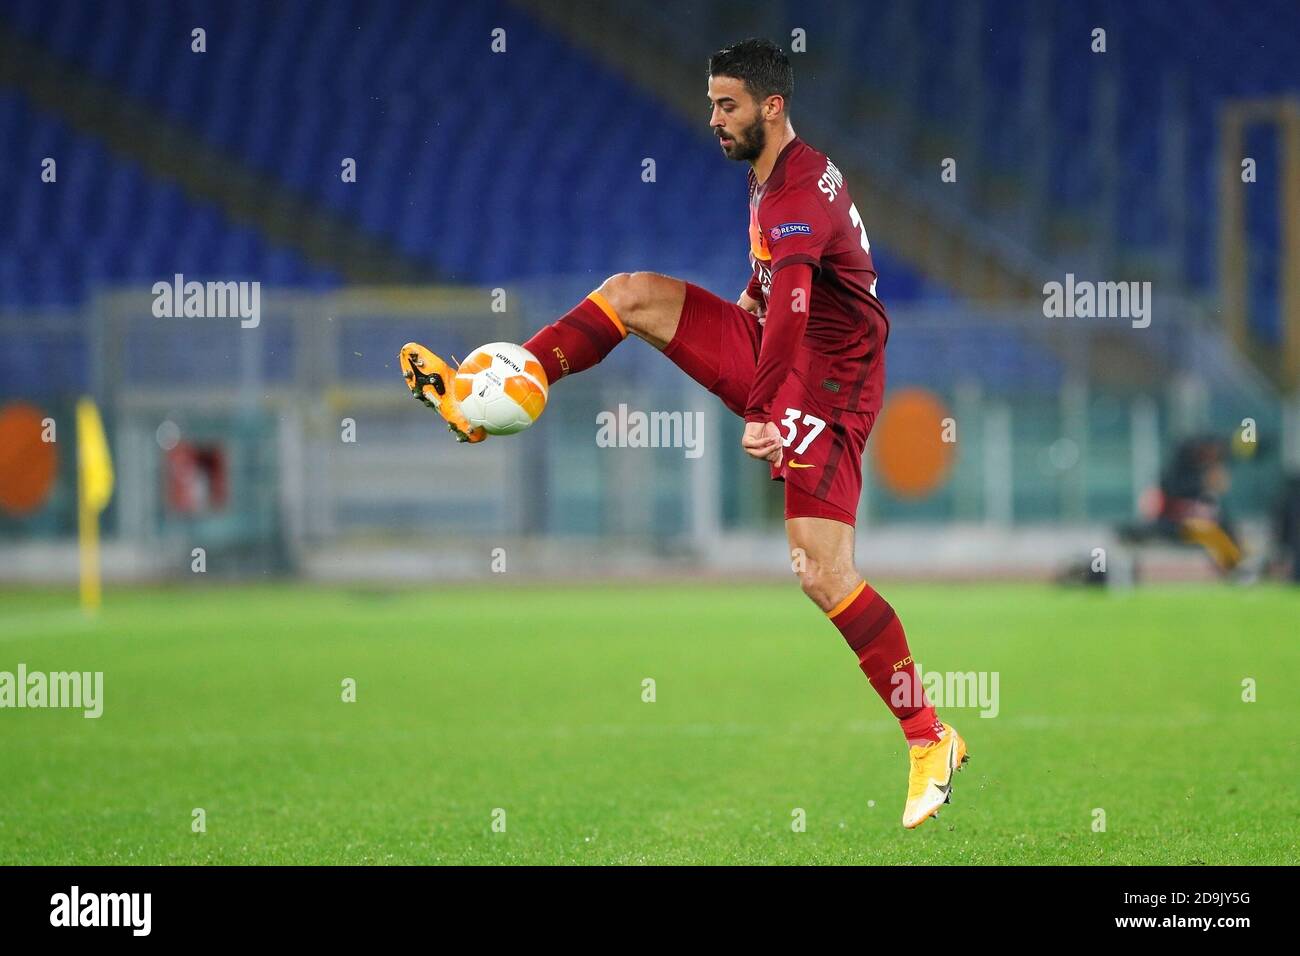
[743,137,888,420]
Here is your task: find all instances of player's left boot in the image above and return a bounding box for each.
[902,722,969,829]
[398,342,486,443]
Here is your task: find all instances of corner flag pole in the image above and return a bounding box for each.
[75,397,114,614]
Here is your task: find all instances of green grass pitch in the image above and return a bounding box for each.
[1,582,1296,865]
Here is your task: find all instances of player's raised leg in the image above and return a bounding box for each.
[523,270,769,419]
[400,272,675,439]
[546,273,761,416]
[403,271,758,439]
[522,271,686,383]
[787,515,968,829]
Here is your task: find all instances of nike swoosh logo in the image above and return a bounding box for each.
[787,460,815,469]
[935,735,958,789]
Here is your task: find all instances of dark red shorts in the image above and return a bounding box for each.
[663,282,875,526]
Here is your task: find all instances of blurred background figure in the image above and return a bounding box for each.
[1120,436,1244,577]
[1276,476,1300,582]
[1,0,1298,587]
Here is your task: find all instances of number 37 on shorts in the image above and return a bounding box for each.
[778,407,826,455]
[767,381,877,525]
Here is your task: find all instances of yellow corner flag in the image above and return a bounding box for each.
[76,397,114,613]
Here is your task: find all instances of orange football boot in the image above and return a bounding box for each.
[398,342,486,443]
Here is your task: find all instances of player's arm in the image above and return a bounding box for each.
[738,290,761,314]
[740,262,814,465]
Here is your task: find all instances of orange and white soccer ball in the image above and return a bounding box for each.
[453,342,549,435]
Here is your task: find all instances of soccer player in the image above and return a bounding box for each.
[401,38,968,828]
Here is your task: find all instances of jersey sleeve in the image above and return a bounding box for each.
[760,184,833,276]
[743,262,814,423]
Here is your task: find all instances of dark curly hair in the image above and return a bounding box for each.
[707,38,793,106]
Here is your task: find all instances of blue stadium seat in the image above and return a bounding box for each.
[0,0,941,302]
[0,89,338,309]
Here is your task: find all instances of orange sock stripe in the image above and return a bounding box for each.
[586,291,628,339]
[826,580,867,620]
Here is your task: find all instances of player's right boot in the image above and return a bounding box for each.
[398,342,486,443]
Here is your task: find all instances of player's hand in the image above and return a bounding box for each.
[742,421,783,467]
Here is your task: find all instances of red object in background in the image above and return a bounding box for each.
[165,442,228,514]
[0,401,58,516]
[1137,487,1164,520]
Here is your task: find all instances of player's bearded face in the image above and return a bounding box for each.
[718,107,766,162]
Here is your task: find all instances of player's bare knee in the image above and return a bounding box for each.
[597,272,631,307]
[598,271,670,338]
[796,562,838,612]
[598,272,643,325]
